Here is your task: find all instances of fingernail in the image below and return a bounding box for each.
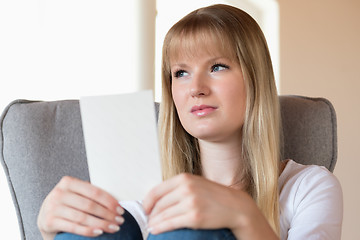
[109,224,120,232]
[115,216,124,224]
[93,229,103,236]
[147,227,153,233]
[116,206,125,215]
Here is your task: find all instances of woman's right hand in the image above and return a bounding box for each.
[37,176,125,240]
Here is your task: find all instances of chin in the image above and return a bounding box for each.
[186,125,242,143]
[188,128,223,141]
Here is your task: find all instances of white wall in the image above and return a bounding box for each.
[0,0,155,238]
[0,0,156,110]
[278,0,360,239]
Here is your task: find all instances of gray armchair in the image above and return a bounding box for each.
[0,95,337,240]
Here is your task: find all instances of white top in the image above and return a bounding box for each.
[279,160,343,240]
[120,160,343,240]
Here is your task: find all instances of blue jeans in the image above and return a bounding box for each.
[148,228,236,240]
[55,210,236,240]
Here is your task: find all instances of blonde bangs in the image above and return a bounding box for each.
[172,32,236,62]
[163,16,239,75]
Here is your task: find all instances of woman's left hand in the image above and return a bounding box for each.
[142,173,255,235]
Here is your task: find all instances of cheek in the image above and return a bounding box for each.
[227,94,246,122]
[221,83,247,122]
[171,85,180,108]
[171,84,186,116]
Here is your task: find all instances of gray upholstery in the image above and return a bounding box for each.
[279,96,337,171]
[0,96,337,240]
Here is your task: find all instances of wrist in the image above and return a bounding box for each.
[232,214,278,240]
[230,191,278,240]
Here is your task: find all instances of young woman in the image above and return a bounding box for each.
[37,4,343,240]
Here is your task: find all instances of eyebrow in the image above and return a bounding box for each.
[170,63,188,69]
[170,56,231,69]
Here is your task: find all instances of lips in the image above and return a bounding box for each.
[191,105,217,117]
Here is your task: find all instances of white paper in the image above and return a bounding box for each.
[79,90,162,201]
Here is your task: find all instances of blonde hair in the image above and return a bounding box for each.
[158,4,281,235]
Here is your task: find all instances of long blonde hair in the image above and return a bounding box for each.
[159,4,281,235]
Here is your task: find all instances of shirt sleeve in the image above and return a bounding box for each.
[287,167,343,240]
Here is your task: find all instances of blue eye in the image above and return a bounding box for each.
[212,63,229,72]
[174,70,188,78]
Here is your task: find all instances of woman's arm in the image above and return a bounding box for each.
[37,176,125,240]
[142,173,278,240]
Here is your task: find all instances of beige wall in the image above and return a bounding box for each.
[277,0,360,239]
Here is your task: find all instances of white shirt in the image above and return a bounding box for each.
[121,160,343,240]
[279,160,343,240]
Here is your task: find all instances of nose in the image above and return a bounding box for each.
[190,73,210,97]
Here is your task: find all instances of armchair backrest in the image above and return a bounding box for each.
[0,95,337,240]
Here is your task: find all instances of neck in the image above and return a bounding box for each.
[199,138,243,188]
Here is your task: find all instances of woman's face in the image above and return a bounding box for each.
[170,48,247,143]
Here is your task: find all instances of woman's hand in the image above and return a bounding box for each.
[142,173,278,240]
[37,176,125,240]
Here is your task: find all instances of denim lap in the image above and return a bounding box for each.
[54,209,236,240]
[147,228,236,240]
[55,227,236,240]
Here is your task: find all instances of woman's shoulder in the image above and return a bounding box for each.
[279,159,340,192]
[279,159,342,203]
[279,160,343,240]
